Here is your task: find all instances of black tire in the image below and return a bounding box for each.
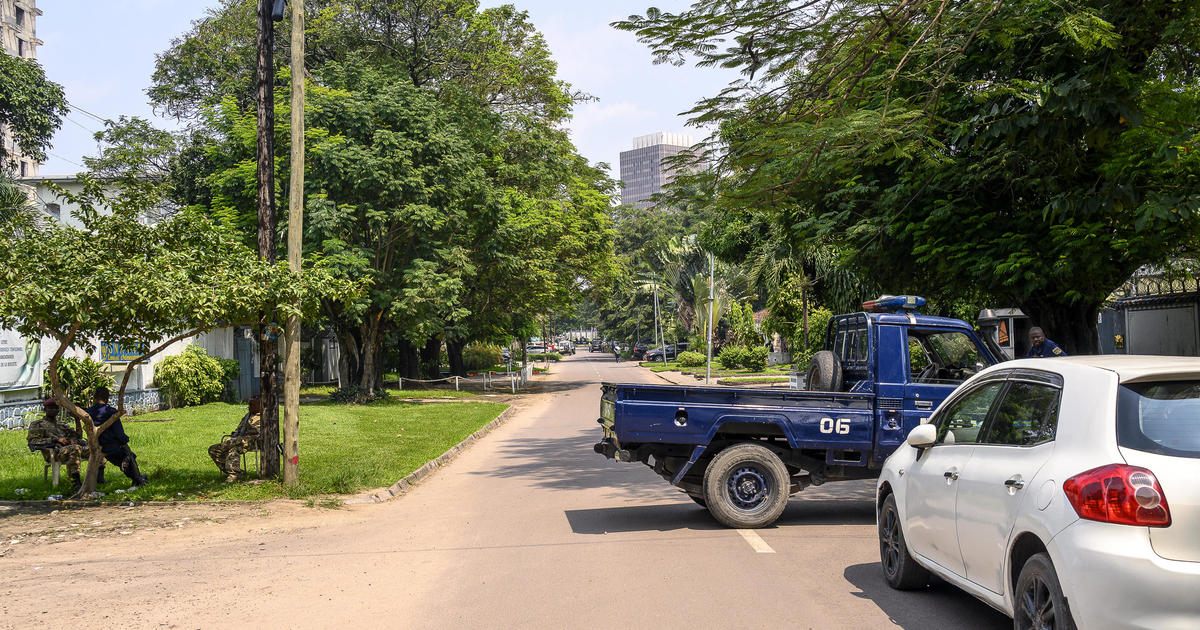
[878,494,930,590]
[688,494,707,508]
[702,443,790,528]
[1014,553,1076,630]
[805,350,843,392]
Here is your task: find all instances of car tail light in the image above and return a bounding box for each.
[1063,464,1171,527]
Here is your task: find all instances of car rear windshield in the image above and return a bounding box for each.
[1117,380,1200,458]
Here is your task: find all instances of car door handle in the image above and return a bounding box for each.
[1004,478,1025,489]
[943,470,959,481]
[915,400,933,409]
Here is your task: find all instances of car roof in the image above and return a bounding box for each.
[995,355,1200,384]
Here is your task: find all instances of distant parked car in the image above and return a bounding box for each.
[590,339,603,352]
[526,343,546,354]
[559,341,575,355]
[644,342,689,362]
[878,355,1200,630]
[631,339,654,361]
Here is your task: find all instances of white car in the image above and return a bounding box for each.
[877,356,1200,630]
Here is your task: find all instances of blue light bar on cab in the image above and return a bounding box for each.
[862,295,926,312]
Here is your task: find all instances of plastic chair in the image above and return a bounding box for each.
[40,449,62,487]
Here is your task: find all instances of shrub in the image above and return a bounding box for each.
[744,346,769,373]
[44,356,114,407]
[330,385,387,404]
[529,352,561,362]
[718,346,747,370]
[463,343,503,371]
[154,345,232,408]
[676,351,706,367]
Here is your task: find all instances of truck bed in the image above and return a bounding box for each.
[600,382,877,457]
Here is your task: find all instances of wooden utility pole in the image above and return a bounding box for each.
[256,0,280,479]
[283,0,304,486]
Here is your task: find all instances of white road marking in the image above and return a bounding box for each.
[737,529,775,554]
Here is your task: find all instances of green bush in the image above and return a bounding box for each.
[44,357,114,407]
[529,352,561,362]
[154,345,234,408]
[677,351,706,367]
[744,346,769,373]
[463,343,503,371]
[718,346,747,370]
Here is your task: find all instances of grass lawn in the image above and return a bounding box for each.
[640,361,793,376]
[0,398,507,503]
[717,375,791,385]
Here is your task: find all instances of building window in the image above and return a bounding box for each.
[20,161,27,177]
[17,38,25,57]
[45,203,60,219]
[16,8,25,28]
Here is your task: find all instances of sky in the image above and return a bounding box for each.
[35,0,737,179]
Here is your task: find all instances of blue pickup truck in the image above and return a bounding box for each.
[594,296,1004,528]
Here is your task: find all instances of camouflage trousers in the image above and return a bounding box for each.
[208,436,260,476]
[40,443,86,476]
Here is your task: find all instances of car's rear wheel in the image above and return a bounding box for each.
[805,350,843,391]
[878,494,930,589]
[687,493,707,508]
[702,443,789,528]
[1014,553,1076,630]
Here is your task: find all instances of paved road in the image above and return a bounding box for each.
[2,353,1010,629]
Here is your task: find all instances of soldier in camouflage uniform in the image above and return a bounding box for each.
[208,397,261,482]
[26,399,88,492]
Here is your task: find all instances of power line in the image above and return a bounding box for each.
[67,102,110,125]
[63,115,98,135]
[46,151,84,168]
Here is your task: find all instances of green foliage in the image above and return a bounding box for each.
[727,301,760,348]
[528,352,561,362]
[617,0,1200,353]
[154,345,234,408]
[462,343,503,371]
[744,346,769,373]
[676,351,706,367]
[43,357,114,408]
[0,54,68,165]
[330,385,388,405]
[718,346,747,370]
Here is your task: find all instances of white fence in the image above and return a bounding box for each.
[0,388,165,430]
[394,365,534,394]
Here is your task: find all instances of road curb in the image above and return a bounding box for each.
[344,404,518,505]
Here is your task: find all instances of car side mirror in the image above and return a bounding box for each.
[906,423,937,449]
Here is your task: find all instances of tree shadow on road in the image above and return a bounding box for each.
[564,502,725,534]
[843,562,1010,629]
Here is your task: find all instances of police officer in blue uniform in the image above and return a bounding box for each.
[86,387,148,488]
[1025,327,1067,358]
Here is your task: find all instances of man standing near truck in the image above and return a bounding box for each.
[1026,327,1067,358]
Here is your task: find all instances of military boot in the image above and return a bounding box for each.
[70,472,83,494]
[95,464,106,485]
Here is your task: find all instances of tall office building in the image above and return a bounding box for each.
[619,132,694,209]
[1,0,42,177]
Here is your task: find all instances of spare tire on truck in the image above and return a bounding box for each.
[805,350,843,392]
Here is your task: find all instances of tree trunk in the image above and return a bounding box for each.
[1019,297,1101,355]
[419,337,441,380]
[398,338,420,380]
[358,318,381,396]
[446,339,467,377]
[256,0,280,480]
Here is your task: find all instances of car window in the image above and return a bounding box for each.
[983,381,1061,446]
[1118,380,1200,459]
[935,381,1005,445]
[908,330,987,385]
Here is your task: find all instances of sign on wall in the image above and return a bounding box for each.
[101,343,145,363]
[0,329,42,392]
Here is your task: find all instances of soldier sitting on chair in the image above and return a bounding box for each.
[26,399,88,493]
[209,397,262,482]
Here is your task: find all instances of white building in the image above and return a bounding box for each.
[1,0,43,178]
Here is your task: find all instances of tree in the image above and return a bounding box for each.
[0,186,348,497]
[618,0,1200,353]
[0,54,67,168]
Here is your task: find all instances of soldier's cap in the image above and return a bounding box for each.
[42,398,59,410]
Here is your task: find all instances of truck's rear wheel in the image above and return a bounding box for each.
[702,443,790,528]
[687,494,707,508]
[805,350,842,391]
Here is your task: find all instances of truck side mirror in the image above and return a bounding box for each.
[906,423,937,449]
